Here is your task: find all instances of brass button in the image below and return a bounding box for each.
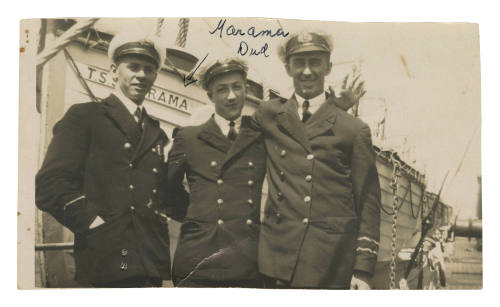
[121,248,128,256]
[247,199,254,205]
[124,142,132,149]
[217,179,223,185]
[210,161,217,167]
[246,219,253,225]
[248,180,254,187]
[304,196,311,203]
[217,199,224,205]
[152,147,156,153]
[307,154,314,160]
[280,150,287,157]
[120,262,128,270]
[154,210,159,215]
[130,205,135,211]
[248,161,254,168]
[217,219,224,225]
[279,171,285,181]
[277,192,283,201]
[305,175,312,182]
[129,184,134,190]
[152,168,159,174]
[152,189,157,194]
[128,162,133,168]
[302,218,309,224]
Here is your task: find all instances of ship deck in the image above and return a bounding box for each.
[444,237,482,289]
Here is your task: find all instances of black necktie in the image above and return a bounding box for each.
[302,100,312,123]
[227,121,237,141]
[134,106,144,131]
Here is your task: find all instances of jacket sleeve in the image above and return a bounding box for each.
[165,128,190,222]
[350,123,381,276]
[35,104,97,234]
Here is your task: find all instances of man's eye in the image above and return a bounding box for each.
[128,64,140,71]
[144,66,155,74]
[310,60,321,66]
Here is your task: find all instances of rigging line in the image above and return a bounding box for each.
[275,18,284,31]
[443,123,480,217]
[379,182,411,216]
[37,18,100,69]
[63,48,99,103]
[408,181,419,219]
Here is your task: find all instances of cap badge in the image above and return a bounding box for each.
[297,32,313,43]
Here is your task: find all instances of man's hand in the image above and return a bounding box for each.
[350,271,371,290]
[88,216,105,229]
[329,70,367,112]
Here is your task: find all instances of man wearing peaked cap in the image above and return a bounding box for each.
[254,31,381,289]
[36,29,171,287]
[166,58,267,287]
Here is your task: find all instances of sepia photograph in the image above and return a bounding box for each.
[18,16,481,291]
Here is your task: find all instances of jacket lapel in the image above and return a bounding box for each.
[222,116,262,169]
[305,96,338,140]
[197,116,232,153]
[102,94,142,146]
[132,109,163,162]
[276,97,312,153]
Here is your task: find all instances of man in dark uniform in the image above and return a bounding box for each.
[254,31,381,289]
[166,58,266,287]
[35,30,171,287]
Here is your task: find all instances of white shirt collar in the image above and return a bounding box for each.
[113,89,143,121]
[294,92,326,120]
[213,113,241,136]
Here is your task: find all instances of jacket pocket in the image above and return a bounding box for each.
[84,213,131,243]
[310,216,358,234]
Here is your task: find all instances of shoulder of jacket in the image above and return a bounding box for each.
[257,98,284,114]
[172,125,201,139]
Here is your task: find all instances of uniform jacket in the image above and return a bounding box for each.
[254,95,381,288]
[35,94,171,284]
[166,116,266,284]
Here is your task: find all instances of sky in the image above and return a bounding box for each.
[97,18,481,218]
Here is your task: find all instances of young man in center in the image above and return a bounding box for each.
[166,58,266,287]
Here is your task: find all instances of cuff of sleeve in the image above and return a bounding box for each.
[62,196,96,233]
[353,252,378,276]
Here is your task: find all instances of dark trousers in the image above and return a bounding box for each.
[91,276,162,288]
[261,275,349,290]
[175,277,264,288]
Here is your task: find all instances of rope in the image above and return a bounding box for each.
[408,181,419,219]
[37,18,99,69]
[156,18,166,38]
[175,18,189,48]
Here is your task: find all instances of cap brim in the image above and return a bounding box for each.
[288,45,330,56]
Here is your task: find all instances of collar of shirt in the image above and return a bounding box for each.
[213,113,241,137]
[294,92,326,120]
[112,89,143,122]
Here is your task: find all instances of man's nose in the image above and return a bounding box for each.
[302,64,312,76]
[227,88,236,100]
[136,68,146,79]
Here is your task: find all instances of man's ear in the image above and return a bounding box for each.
[285,62,292,77]
[206,90,212,99]
[110,63,118,82]
[326,61,333,75]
